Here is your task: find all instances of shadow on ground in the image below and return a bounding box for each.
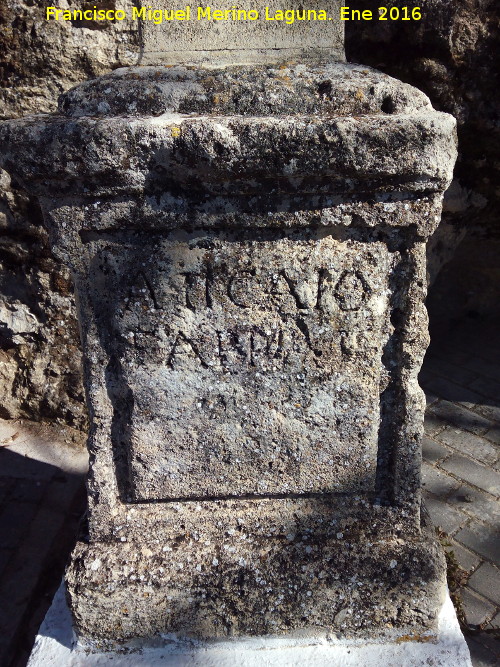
[0,445,85,667]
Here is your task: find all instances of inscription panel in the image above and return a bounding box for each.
[90,231,393,500]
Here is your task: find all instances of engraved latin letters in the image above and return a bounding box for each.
[122,263,371,369]
[125,271,158,311]
[334,270,369,311]
[228,270,266,308]
[167,332,208,369]
[178,265,369,313]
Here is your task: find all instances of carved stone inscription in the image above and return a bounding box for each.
[90,230,393,500]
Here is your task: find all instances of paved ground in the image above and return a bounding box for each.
[420,316,500,666]
[0,316,498,666]
[0,420,87,667]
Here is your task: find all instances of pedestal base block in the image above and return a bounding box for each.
[66,502,447,640]
[29,584,471,667]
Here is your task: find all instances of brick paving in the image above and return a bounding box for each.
[420,317,500,666]
[0,317,498,665]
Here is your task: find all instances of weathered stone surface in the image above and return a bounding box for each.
[0,170,85,425]
[347,0,499,231]
[0,62,457,641]
[0,0,140,426]
[67,501,446,640]
[0,1,497,426]
[43,193,445,528]
[88,231,391,500]
[28,585,473,666]
[141,0,344,66]
[0,66,455,201]
[59,63,429,118]
[0,0,140,119]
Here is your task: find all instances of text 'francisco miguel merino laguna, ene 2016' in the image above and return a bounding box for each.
[46,5,344,24]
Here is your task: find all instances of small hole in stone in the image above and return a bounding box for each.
[369,86,375,95]
[318,80,333,99]
[381,96,396,114]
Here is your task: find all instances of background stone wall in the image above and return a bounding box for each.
[346,0,500,333]
[0,0,139,427]
[0,0,498,427]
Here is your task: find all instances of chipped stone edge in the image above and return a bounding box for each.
[28,583,472,667]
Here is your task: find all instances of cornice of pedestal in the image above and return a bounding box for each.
[58,64,429,119]
[0,63,456,211]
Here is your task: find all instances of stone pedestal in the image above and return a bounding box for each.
[1,58,457,644]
